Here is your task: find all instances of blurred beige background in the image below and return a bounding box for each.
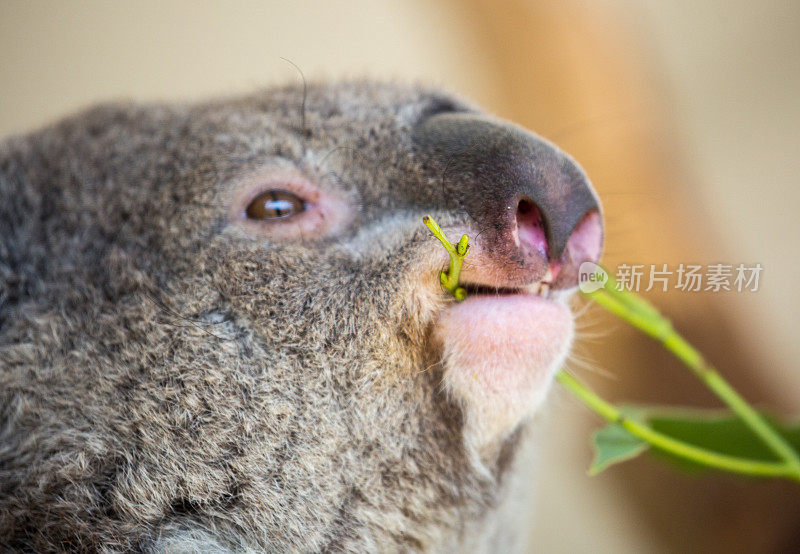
[2,1,798,552]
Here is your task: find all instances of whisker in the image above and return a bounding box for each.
[143,292,229,343]
[280,57,310,138]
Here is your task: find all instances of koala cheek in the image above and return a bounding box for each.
[434,295,574,451]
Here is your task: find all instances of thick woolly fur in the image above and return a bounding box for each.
[1,81,558,552]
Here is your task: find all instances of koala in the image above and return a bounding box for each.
[0,80,602,552]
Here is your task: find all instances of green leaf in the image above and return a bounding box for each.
[588,407,800,476]
[641,408,800,472]
[590,422,649,475]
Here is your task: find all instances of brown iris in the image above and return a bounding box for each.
[245,190,306,220]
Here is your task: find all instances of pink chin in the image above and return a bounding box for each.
[435,294,573,448]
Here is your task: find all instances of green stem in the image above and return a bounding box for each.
[423,215,470,300]
[586,273,800,472]
[420,220,800,480]
[556,371,800,481]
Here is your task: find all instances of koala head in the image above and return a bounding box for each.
[0,81,601,552]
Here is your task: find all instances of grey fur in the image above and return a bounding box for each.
[1,81,569,552]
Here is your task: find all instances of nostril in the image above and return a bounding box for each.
[516,202,603,289]
[564,210,603,267]
[548,209,602,289]
[516,198,549,260]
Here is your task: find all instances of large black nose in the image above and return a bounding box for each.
[413,112,602,274]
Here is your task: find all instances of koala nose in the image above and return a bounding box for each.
[414,112,602,286]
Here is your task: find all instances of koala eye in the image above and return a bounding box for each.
[230,170,352,241]
[245,190,306,220]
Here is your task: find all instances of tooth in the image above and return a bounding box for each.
[543,268,554,283]
[540,282,550,297]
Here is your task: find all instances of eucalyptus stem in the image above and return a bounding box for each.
[556,371,800,481]
[423,215,470,300]
[586,271,800,472]
[422,217,800,482]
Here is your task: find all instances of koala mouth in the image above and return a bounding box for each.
[433,278,573,449]
[458,265,562,300]
[460,280,555,299]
